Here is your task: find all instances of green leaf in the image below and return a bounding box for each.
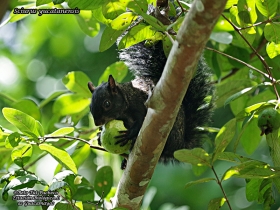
[246,179,262,201]
[98,62,128,84]
[191,165,209,176]
[216,80,256,108]
[273,178,280,194]
[141,13,166,31]
[264,23,280,43]
[0,4,36,27]
[5,132,22,148]
[0,147,12,169]
[50,170,74,187]
[214,16,235,32]
[222,160,280,181]
[99,12,138,51]
[118,24,163,49]
[211,52,222,79]
[48,127,74,136]
[39,90,67,109]
[1,191,8,202]
[94,166,113,197]
[36,121,45,137]
[212,118,236,163]
[185,178,216,188]
[247,89,275,107]
[3,174,39,200]
[99,25,124,52]
[53,94,90,116]
[39,144,78,174]
[53,0,65,4]
[266,42,280,59]
[2,108,44,137]
[92,7,111,26]
[68,0,102,10]
[75,10,100,37]
[230,93,249,116]
[240,118,261,154]
[49,180,67,191]
[236,101,277,121]
[72,186,95,201]
[102,0,128,20]
[13,99,41,121]
[1,170,23,184]
[54,143,91,174]
[266,131,280,167]
[256,0,277,18]
[263,187,275,209]
[236,28,256,45]
[111,12,137,30]
[208,197,226,210]
[225,0,238,9]
[127,0,148,14]
[11,144,33,167]
[62,71,92,97]
[174,148,212,167]
[50,171,89,201]
[36,0,52,6]
[224,87,255,107]
[217,152,251,163]
[229,5,240,26]
[237,0,257,24]
[224,46,250,69]
[0,128,9,141]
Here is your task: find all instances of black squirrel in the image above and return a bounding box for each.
[88,41,214,165]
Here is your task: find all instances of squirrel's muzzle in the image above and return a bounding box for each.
[94,119,104,126]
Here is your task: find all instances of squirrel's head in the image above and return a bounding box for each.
[88,75,127,126]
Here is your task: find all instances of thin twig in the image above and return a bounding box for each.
[221,14,270,72]
[176,0,187,14]
[39,135,106,151]
[59,192,80,210]
[211,68,239,84]
[0,92,17,103]
[205,47,276,83]
[240,15,280,30]
[221,14,280,100]
[38,135,129,158]
[212,166,232,210]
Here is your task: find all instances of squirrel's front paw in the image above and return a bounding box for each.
[115,131,130,146]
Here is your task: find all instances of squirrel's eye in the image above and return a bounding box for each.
[103,100,111,109]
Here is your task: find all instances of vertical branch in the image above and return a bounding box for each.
[113,0,227,209]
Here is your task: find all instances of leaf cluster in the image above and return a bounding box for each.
[0,0,280,209]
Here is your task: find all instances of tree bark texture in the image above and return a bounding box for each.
[113,0,227,209]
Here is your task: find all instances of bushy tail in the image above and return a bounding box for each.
[118,42,166,80]
[119,41,214,148]
[182,57,214,148]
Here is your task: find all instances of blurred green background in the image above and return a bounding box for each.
[0,2,279,210]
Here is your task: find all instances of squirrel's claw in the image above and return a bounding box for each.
[115,130,130,146]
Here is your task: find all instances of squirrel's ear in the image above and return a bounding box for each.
[88,82,95,93]
[108,75,117,93]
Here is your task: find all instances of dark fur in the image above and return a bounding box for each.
[89,41,214,163]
